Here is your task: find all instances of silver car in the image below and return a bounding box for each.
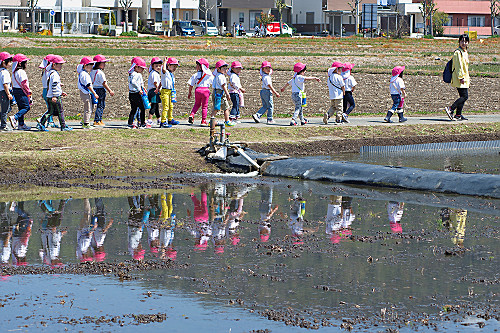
[191,19,218,36]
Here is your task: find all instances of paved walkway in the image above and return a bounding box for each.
[5,114,500,131]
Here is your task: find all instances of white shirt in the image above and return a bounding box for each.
[148,70,161,91]
[42,66,51,89]
[390,76,405,95]
[344,75,357,92]
[90,69,106,89]
[261,74,272,90]
[128,226,143,254]
[12,69,28,89]
[213,71,227,90]
[288,74,305,93]
[1,242,11,264]
[78,70,93,94]
[161,70,175,90]
[92,228,107,248]
[387,202,404,223]
[47,70,62,97]
[228,71,241,93]
[188,71,213,88]
[0,68,11,91]
[41,229,62,260]
[160,229,174,247]
[76,229,93,259]
[128,71,144,93]
[327,68,344,100]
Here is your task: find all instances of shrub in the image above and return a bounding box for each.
[120,31,138,37]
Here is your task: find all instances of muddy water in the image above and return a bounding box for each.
[0,180,499,332]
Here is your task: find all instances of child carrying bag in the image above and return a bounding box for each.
[141,87,151,110]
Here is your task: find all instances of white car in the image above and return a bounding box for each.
[191,19,218,36]
[494,25,500,35]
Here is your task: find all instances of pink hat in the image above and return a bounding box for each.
[94,251,106,262]
[93,54,109,63]
[196,58,209,68]
[231,61,243,69]
[331,61,344,69]
[165,248,177,260]
[194,241,208,251]
[150,245,159,254]
[0,52,13,62]
[15,261,28,266]
[167,57,179,65]
[261,61,272,69]
[132,57,147,68]
[44,54,56,62]
[51,55,66,64]
[392,66,405,77]
[13,54,29,63]
[260,234,269,242]
[231,235,240,245]
[342,63,354,71]
[80,257,93,263]
[80,56,95,66]
[293,62,306,73]
[215,60,228,68]
[150,56,162,65]
[390,222,403,233]
[133,249,146,260]
[214,245,225,254]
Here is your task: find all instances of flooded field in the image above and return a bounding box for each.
[1,178,498,332]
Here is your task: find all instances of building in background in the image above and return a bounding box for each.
[140,0,199,32]
[435,0,494,36]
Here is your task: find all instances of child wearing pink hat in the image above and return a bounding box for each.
[127,57,148,128]
[228,61,246,123]
[91,54,114,126]
[252,61,280,124]
[341,63,357,123]
[280,62,321,126]
[324,61,345,124]
[11,54,32,131]
[158,57,180,127]
[146,57,162,128]
[385,66,407,123]
[0,52,14,131]
[41,55,72,131]
[211,60,233,127]
[37,54,56,131]
[77,56,99,129]
[187,58,213,126]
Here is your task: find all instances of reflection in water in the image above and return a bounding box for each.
[441,208,467,247]
[0,202,12,265]
[188,190,211,252]
[77,199,95,262]
[39,200,67,267]
[91,198,113,262]
[387,201,404,233]
[258,186,277,243]
[128,195,148,261]
[326,196,354,244]
[11,202,33,266]
[289,191,306,245]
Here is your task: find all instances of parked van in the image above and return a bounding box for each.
[266,22,293,36]
[191,19,218,36]
[173,20,195,36]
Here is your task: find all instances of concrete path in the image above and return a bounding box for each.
[5,114,500,131]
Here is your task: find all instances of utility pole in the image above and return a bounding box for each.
[60,0,63,36]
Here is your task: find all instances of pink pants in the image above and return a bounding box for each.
[190,87,210,121]
[191,192,208,222]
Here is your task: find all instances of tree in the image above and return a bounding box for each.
[27,0,39,33]
[199,0,216,35]
[257,12,274,36]
[275,0,287,35]
[419,0,437,36]
[491,0,500,35]
[347,0,362,35]
[432,11,448,36]
[119,0,133,32]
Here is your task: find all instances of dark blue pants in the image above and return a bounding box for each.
[13,88,30,126]
[343,91,355,115]
[229,92,240,119]
[94,87,106,122]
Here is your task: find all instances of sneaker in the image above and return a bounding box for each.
[157,119,160,125]
[323,113,329,124]
[94,121,105,126]
[146,123,152,128]
[61,126,73,131]
[252,114,260,123]
[335,116,341,123]
[445,107,454,120]
[82,124,94,129]
[290,120,298,126]
[17,124,31,131]
[36,123,48,132]
[267,119,276,124]
[224,120,235,127]
[301,118,308,125]
[48,122,59,128]
[8,115,18,129]
[0,127,11,132]
[200,120,209,126]
[146,119,153,125]
[160,122,172,128]
[128,124,137,129]
[454,115,468,121]
[342,113,350,123]
[168,119,180,125]
[188,115,194,124]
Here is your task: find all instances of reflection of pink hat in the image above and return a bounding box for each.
[194,241,208,251]
[196,58,209,68]
[260,234,269,242]
[231,61,243,69]
[261,61,272,69]
[231,236,240,246]
[331,61,343,69]
[94,251,106,262]
[390,222,403,233]
[93,54,110,62]
[15,261,28,266]
[292,235,304,245]
[342,63,354,71]
[80,257,93,263]
[293,62,306,73]
[0,52,12,62]
[150,56,162,65]
[150,246,159,254]
[13,54,29,63]
[214,245,225,254]
[80,56,95,66]
[392,66,405,77]
[52,55,66,64]
[166,248,177,260]
[133,249,146,260]
[167,57,179,65]
[215,60,228,68]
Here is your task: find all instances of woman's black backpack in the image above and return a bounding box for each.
[443,58,453,83]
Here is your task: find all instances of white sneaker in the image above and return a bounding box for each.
[8,115,18,129]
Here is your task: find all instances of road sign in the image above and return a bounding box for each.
[50,10,55,16]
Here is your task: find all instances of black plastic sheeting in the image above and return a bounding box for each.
[261,159,500,199]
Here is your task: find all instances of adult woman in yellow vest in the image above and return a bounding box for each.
[445,34,470,121]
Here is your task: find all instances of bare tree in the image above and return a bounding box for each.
[419,0,437,36]
[27,0,39,33]
[275,0,287,35]
[119,0,133,32]
[347,0,362,35]
[199,0,216,35]
[491,0,500,35]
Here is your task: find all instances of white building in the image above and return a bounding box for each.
[290,0,327,34]
[139,0,199,32]
[85,0,142,32]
